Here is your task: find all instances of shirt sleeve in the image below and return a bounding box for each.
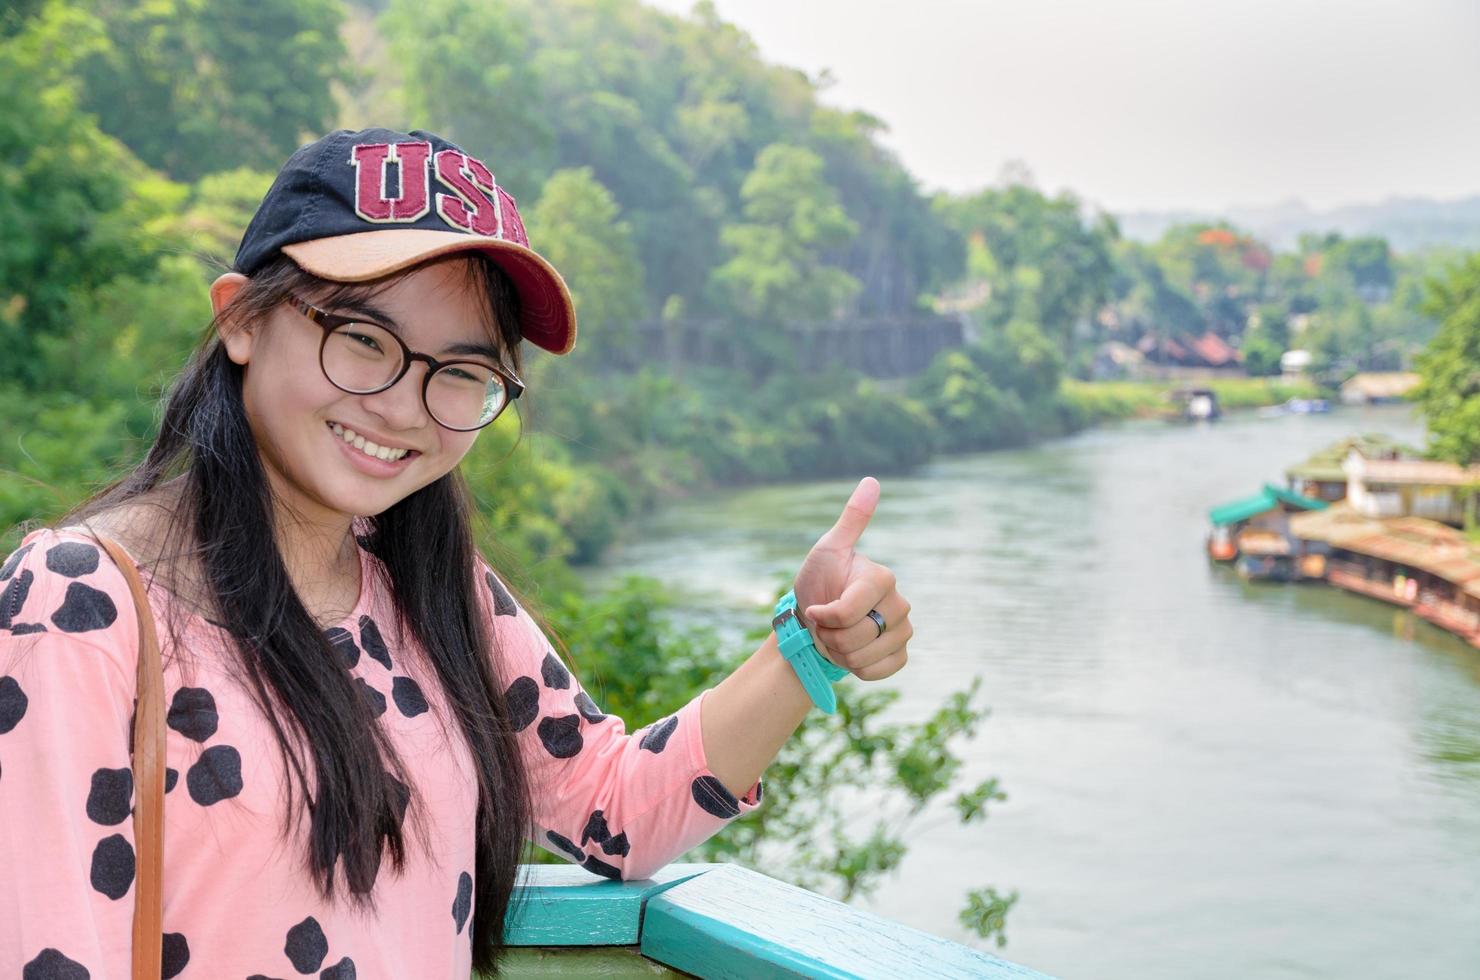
[1,530,143,980]
[478,562,763,882]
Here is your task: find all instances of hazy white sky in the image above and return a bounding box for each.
[648,0,1480,212]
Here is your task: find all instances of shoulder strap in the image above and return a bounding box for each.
[94,535,164,980]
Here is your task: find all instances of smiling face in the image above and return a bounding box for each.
[214,256,516,530]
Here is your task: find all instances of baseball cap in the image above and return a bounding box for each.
[233,128,576,355]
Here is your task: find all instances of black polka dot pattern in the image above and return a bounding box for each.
[485,571,517,616]
[45,542,99,578]
[85,767,133,826]
[358,615,392,670]
[391,676,428,718]
[0,675,28,733]
[582,854,622,880]
[504,677,539,731]
[545,830,584,862]
[9,622,45,635]
[690,775,742,819]
[537,714,583,759]
[355,678,386,718]
[452,871,472,934]
[574,691,607,723]
[1,569,34,630]
[324,627,359,668]
[320,957,356,979]
[580,810,611,847]
[165,767,178,793]
[90,833,135,899]
[0,542,33,581]
[51,582,117,634]
[638,716,678,754]
[186,745,243,806]
[161,933,189,979]
[579,809,632,857]
[22,948,89,980]
[540,652,570,690]
[284,915,328,973]
[166,687,219,742]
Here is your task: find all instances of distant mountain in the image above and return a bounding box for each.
[1113,195,1480,253]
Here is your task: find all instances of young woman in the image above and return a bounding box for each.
[0,128,913,978]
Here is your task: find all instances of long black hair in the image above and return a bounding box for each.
[66,253,536,975]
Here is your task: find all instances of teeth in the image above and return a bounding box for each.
[329,422,409,462]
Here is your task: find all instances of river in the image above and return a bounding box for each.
[583,404,1480,980]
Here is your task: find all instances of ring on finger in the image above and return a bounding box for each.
[866,608,886,638]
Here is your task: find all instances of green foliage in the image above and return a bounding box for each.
[959,886,1019,948]
[712,143,861,321]
[0,3,175,385]
[524,167,645,361]
[938,180,1117,364]
[76,0,349,181]
[1415,252,1480,465]
[382,0,552,197]
[1240,329,1284,377]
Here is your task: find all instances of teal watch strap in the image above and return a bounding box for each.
[773,589,849,714]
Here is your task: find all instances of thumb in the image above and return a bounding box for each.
[816,477,880,551]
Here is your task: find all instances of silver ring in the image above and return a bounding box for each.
[866,609,886,638]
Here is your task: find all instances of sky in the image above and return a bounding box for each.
[647,0,1480,214]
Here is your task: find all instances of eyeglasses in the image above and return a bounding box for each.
[286,294,524,432]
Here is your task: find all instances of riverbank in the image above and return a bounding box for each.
[539,370,1334,577]
[1061,376,1326,424]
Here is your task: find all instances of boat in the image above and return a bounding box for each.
[1169,387,1221,421]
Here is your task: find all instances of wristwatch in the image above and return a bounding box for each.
[772,589,850,714]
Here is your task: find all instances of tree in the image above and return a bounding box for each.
[524,168,646,363]
[711,143,860,321]
[76,0,349,181]
[937,182,1117,365]
[1414,253,1480,466]
[383,0,553,199]
[0,1,177,386]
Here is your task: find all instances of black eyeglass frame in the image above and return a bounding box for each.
[286,294,525,432]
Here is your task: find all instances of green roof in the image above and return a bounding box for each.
[1284,433,1415,483]
[1209,484,1329,526]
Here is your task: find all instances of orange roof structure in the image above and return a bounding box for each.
[1291,504,1480,599]
[1190,332,1239,367]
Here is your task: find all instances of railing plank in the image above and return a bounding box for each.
[505,863,709,946]
[639,864,1055,979]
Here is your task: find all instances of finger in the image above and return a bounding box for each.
[806,562,895,629]
[831,617,911,671]
[816,476,880,552]
[852,644,909,682]
[813,591,911,656]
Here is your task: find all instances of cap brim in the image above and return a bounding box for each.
[282,229,577,355]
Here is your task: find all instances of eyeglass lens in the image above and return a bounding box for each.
[320,321,506,429]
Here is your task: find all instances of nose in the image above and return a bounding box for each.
[356,361,431,433]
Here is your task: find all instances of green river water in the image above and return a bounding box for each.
[584,403,1479,980]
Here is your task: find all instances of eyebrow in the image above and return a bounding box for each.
[329,297,508,365]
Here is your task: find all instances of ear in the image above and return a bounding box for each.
[210,273,254,365]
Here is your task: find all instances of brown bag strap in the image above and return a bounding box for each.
[95,535,165,980]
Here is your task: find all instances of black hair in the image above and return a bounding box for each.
[65,252,535,975]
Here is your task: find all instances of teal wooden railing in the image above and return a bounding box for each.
[496,863,1055,979]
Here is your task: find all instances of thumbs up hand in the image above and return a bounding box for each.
[792,477,912,681]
